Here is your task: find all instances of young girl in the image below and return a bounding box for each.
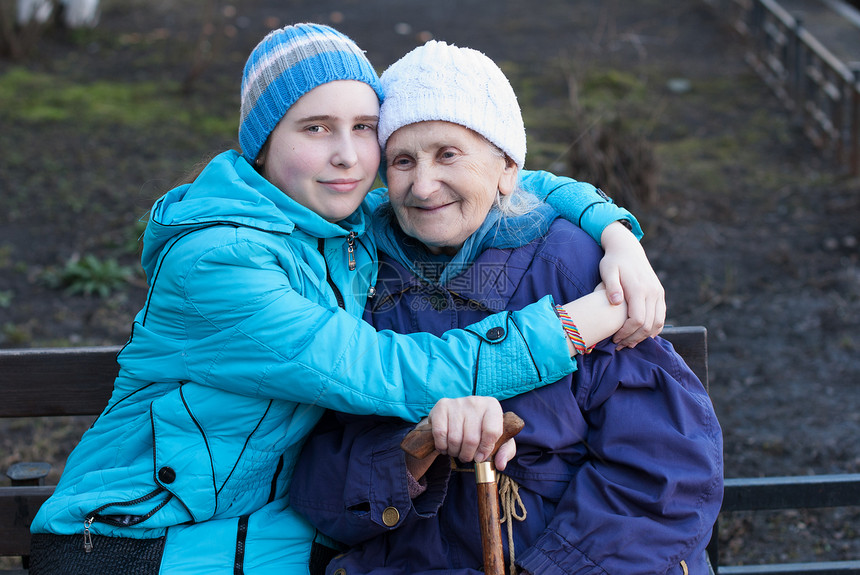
[29,23,661,574]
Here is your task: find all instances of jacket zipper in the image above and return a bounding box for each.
[347,231,356,271]
[234,515,250,575]
[83,517,94,552]
[317,238,346,310]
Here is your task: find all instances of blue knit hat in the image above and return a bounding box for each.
[239,23,384,163]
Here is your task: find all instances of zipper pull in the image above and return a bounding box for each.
[83,516,94,552]
[347,231,356,271]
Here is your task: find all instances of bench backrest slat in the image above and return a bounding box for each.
[723,473,860,512]
[0,346,121,418]
[661,326,708,389]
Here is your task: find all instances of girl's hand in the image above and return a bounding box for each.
[599,222,666,348]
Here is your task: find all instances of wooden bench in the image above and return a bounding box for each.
[2,328,858,574]
[0,345,121,574]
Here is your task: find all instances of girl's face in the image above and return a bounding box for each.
[385,121,517,255]
[261,80,381,223]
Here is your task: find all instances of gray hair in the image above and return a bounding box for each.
[485,143,542,218]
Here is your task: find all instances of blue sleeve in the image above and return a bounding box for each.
[516,338,723,575]
[290,413,451,546]
[518,170,643,244]
[169,230,576,423]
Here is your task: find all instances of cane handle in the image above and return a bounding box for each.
[400,411,525,460]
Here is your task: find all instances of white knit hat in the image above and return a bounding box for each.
[378,40,526,169]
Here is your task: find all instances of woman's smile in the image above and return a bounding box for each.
[412,201,455,212]
[319,178,364,193]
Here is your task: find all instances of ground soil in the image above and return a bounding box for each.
[1,0,858,568]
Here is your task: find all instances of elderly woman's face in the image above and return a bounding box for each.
[385,121,517,255]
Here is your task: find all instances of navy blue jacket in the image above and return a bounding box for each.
[291,219,723,575]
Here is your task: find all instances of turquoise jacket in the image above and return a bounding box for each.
[30,150,638,574]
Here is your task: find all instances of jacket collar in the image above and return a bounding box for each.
[374,230,546,314]
[371,199,557,312]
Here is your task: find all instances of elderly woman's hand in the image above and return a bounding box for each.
[424,396,515,470]
[599,222,666,348]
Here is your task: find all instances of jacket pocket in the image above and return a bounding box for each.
[87,486,173,528]
[150,386,218,522]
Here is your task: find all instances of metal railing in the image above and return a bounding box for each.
[710,0,860,175]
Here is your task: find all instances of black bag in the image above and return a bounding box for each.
[309,540,342,575]
[29,533,165,575]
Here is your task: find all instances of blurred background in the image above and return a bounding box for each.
[1,0,858,567]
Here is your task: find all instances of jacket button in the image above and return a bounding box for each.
[486,326,505,341]
[382,506,400,526]
[333,570,346,575]
[158,466,176,484]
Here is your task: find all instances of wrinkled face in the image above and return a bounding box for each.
[261,80,381,223]
[385,121,517,255]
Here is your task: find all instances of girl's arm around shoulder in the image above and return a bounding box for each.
[164,228,577,420]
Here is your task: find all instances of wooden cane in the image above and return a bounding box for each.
[401,411,525,575]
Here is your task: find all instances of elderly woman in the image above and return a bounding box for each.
[291,41,723,575]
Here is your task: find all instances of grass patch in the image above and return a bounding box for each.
[40,254,135,298]
[0,66,234,137]
[512,61,662,208]
[577,69,649,111]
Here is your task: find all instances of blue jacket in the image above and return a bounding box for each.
[291,218,723,574]
[30,151,633,574]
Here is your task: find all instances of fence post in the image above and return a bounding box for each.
[791,17,804,121]
[751,0,763,53]
[852,69,860,176]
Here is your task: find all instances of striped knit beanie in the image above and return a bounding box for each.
[239,23,384,163]
[378,40,526,169]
